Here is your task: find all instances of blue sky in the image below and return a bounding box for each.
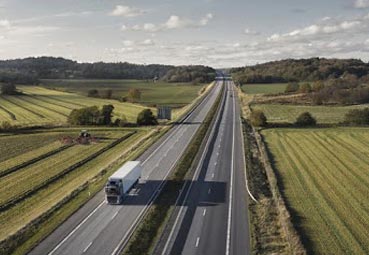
[0,0,369,67]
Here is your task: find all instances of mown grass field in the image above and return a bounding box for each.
[41,79,204,107]
[241,83,287,94]
[0,86,151,126]
[0,127,150,242]
[252,103,369,124]
[262,128,369,255]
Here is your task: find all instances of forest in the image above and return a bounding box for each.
[0,57,216,84]
[231,58,369,84]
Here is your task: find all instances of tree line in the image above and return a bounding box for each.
[0,57,216,84]
[232,58,369,84]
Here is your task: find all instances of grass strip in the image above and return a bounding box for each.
[122,84,223,255]
[0,104,16,120]
[0,144,74,178]
[1,96,45,119]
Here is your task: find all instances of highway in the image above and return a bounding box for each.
[156,80,250,255]
[29,81,222,255]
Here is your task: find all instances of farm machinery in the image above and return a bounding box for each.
[60,130,98,145]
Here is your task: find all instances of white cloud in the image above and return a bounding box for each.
[268,17,364,41]
[142,39,154,45]
[123,13,214,32]
[354,0,369,8]
[122,40,134,47]
[244,28,259,35]
[0,19,10,29]
[110,5,145,17]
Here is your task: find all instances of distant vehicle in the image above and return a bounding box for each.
[60,130,98,145]
[105,161,142,204]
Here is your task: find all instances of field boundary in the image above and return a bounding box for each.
[0,132,136,212]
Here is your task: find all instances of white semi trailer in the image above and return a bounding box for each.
[105,161,142,204]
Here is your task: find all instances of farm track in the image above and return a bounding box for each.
[1,96,45,119]
[0,132,135,212]
[0,144,74,179]
[264,129,369,255]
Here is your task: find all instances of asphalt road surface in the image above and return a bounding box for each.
[29,82,222,255]
[157,80,250,255]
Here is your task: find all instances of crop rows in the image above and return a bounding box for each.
[0,132,133,211]
[262,128,369,255]
[0,130,147,241]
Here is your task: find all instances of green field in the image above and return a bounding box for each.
[252,103,369,124]
[262,128,369,255]
[241,83,287,94]
[0,127,149,242]
[0,86,151,126]
[41,79,204,107]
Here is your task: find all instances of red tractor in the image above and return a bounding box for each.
[60,130,98,145]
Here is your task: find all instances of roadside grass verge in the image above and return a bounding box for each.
[262,128,369,255]
[122,84,223,255]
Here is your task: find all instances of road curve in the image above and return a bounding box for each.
[28,82,223,255]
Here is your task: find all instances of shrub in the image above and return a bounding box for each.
[250,110,267,127]
[285,82,299,93]
[87,89,99,97]
[344,108,369,125]
[1,83,18,95]
[137,109,158,126]
[299,83,312,93]
[312,81,324,92]
[295,112,317,126]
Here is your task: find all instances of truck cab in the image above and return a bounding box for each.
[105,179,123,204]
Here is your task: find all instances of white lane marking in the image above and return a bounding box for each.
[217,152,219,156]
[161,83,224,255]
[112,211,118,220]
[212,173,215,178]
[226,82,235,255]
[203,209,207,216]
[83,242,93,253]
[208,188,211,194]
[48,201,105,255]
[195,237,200,247]
[214,162,217,166]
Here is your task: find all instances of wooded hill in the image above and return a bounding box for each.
[231,58,369,84]
[0,57,216,84]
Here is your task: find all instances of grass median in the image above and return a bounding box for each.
[122,84,223,255]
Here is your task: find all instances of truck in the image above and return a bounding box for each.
[105,161,142,204]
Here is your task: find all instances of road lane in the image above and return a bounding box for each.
[159,80,250,255]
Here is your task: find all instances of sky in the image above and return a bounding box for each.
[1,0,369,67]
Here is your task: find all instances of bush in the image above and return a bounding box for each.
[285,82,299,93]
[137,109,158,126]
[87,89,99,97]
[299,83,312,93]
[295,112,317,126]
[344,108,369,125]
[312,81,324,92]
[250,110,267,127]
[1,83,18,95]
